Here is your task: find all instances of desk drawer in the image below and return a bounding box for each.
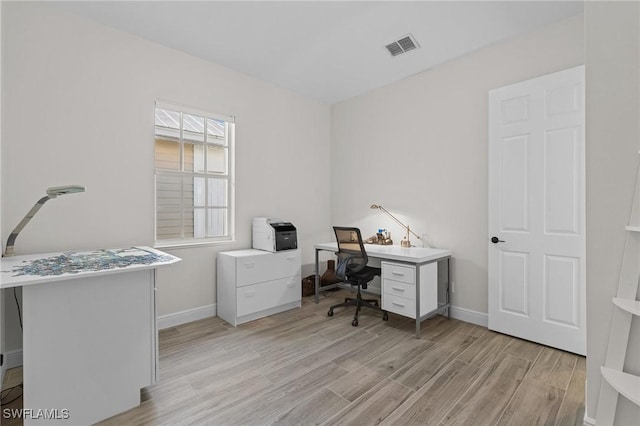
[382,262,415,285]
[237,250,301,287]
[236,275,300,316]
[382,294,415,319]
[382,279,416,301]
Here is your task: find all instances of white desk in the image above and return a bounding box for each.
[1,247,180,425]
[314,242,451,338]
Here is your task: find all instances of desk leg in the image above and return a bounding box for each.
[314,248,320,304]
[446,258,451,318]
[415,263,421,339]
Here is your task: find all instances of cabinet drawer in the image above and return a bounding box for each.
[237,250,301,287]
[382,279,416,301]
[237,276,300,317]
[382,262,415,285]
[382,294,416,318]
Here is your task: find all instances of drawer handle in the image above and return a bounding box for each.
[391,287,405,292]
[245,291,256,297]
[392,301,405,307]
[244,262,255,268]
[392,271,405,277]
[286,257,297,261]
[286,283,295,288]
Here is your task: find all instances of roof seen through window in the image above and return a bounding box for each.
[155,108,225,139]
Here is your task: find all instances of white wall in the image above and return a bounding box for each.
[585,2,640,424]
[0,0,4,382]
[2,3,331,350]
[331,15,584,315]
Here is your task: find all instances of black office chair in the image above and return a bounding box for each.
[327,227,389,326]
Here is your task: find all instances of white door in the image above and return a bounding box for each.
[488,66,585,355]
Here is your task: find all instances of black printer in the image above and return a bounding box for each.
[252,217,298,252]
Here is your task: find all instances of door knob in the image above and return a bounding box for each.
[491,237,505,244]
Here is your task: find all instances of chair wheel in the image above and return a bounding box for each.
[383,312,389,321]
[352,319,358,327]
[327,309,334,317]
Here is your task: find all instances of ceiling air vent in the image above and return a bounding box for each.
[385,34,420,57]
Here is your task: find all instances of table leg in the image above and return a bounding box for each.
[415,263,421,339]
[446,258,451,318]
[314,248,320,304]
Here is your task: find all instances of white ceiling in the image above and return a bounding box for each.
[53,1,584,104]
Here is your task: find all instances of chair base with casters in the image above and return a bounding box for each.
[327,266,389,327]
[327,284,389,326]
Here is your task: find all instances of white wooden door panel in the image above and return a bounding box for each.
[499,251,529,317]
[544,127,581,235]
[501,95,530,124]
[501,135,530,232]
[544,254,580,327]
[489,65,585,355]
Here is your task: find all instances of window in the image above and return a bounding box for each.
[154,101,234,244]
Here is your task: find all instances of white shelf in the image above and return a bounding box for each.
[626,226,640,232]
[613,297,640,316]
[601,367,640,406]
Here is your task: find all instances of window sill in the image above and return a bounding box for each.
[154,240,235,250]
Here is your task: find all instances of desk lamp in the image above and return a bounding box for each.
[3,185,86,257]
[370,204,423,248]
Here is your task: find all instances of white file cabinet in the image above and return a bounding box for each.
[217,249,301,326]
[381,261,438,319]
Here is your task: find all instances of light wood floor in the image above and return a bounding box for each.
[2,290,585,425]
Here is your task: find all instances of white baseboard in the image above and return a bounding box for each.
[448,305,488,328]
[158,304,216,330]
[2,349,23,371]
[583,390,595,426]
